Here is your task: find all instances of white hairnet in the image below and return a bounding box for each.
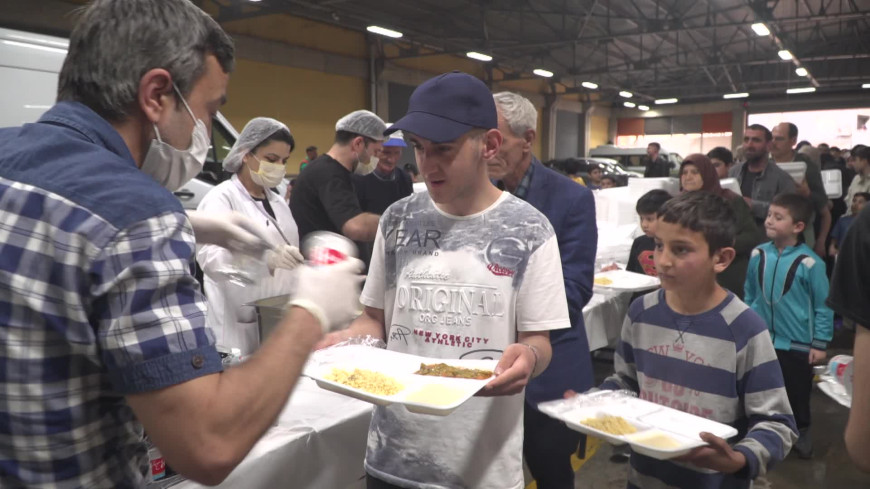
[335,110,387,141]
[223,117,293,172]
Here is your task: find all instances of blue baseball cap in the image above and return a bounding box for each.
[385,71,497,143]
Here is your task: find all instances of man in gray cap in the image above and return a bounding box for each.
[290,109,386,241]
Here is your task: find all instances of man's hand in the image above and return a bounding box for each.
[676,432,747,474]
[809,348,827,364]
[478,343,536,397]
[796,179,811,197]
[829,244,838,258]
[287,258,365,333]
[187,211,272,257]
[743,196,753,207]
[813,241,827,258]
[600,263,620,272]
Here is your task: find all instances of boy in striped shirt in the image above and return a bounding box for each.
[600,192,797,488]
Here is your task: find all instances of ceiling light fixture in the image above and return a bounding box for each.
[723,92,749,99]
[466,51,492,62]
[778,50,793,60]
[638,105,650,111]
[863,83,870,89]
[619,91,633,98]
[751,23,770,36]
[581,81,598,90]
[624,102,636,108]
[655,98,678,104]
[795,67,808,77]
[1,40,67,54]
[366,25,403,38]
[786,87,816,94]
[533,68,554,78]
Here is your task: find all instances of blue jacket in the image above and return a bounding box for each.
[744,241,833,352]
[522,158,597,404]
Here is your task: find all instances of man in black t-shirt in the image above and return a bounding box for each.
[352,131,413,267]
[827,205,870,472]
[290,110,386,242]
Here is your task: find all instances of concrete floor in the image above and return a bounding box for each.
[569,326,870,489]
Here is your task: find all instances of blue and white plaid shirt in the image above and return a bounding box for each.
[0,102,222,488]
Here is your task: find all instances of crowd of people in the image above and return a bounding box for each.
[0,1,869,489]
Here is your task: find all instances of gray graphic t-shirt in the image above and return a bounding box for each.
[361,192,569,489]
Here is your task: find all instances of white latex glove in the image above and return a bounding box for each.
[187,210,272,257]
[287,258,366,333]
[266,244,304,272]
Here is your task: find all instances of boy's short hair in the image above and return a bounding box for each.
[601,175,618,184]
[853,192,870,202]
[636,189,673,215]
[657,192,736,253]
[771,193,813,226]
[706,146,733,165]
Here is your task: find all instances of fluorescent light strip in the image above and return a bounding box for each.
[466,51,492,62]
[751,23,770,36]
[581,81,598,90]
[366,25,403,38]
[533,68,554,78]
[778,50,793,60]
[723,92,749,99]
[624,102,636,108]
[863,83,870,89]
[786,87,816,94]
[655,98,678,104]
[8,34,68,48]
[619,91,633,98]
[2,40,67,54]
[638,105,650,111]
[795,67,808,77]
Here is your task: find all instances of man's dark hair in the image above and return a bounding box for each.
[306,145,317,152]
[403,163,419,176]
[706,146,733,165]
[335,130,375,146]
[796,140,811,151]
[648,142,661,151]
[253,127,295,153]
[830,146,839,152]
[771,193,813,227]
[57,0,234,122]
[783,123,799,140]
[855,146,870,161]
[636,189,673,215]
[601,175,618,185]
[561,158,581,175]
[853,192,870,202]
[746,124,772,141]
[658,192,736,253]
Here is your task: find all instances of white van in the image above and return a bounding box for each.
[0,27,237,209]
[589,144,683,174]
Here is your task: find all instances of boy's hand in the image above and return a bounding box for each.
[676,432,746,474]
[478,343,535,397]
[809,348,826,364]
[600,263,620,272]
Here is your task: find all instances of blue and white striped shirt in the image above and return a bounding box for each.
[601,290,797,489]
[0,102,222,488]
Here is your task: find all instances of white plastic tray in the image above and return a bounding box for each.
[779,161,807,183]
[593,269,660,292]
[304,345,497,416]
[538,391,738,460]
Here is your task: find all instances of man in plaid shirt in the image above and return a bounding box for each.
[0,1,363,488]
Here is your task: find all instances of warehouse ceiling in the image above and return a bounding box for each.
[202,0,870,104]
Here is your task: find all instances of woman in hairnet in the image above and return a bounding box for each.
[197,117,303,355]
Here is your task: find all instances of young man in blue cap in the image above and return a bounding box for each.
[318,71,569,489]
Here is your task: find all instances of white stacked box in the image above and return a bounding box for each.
[627,177,680,199]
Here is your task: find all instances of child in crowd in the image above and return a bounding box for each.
[600,175,618,188]
[744,193,833,459]
[587,164,603,190]
[625,189,672,276]
[600,191,797,488]
[829,192,870,257]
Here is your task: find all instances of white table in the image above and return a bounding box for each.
[582,290,633,351]
[173,377,372,489]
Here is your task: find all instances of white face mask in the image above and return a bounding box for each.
[248,158,286,188]
[353,149,379,175]
[140,84,210,192]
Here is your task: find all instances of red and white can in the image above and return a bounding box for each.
[301,231,358,266]
[148,445,165,481]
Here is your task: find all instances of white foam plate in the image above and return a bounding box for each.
[779,161,807,183]
[593,269,660,292]
[304,345,497,416]
[538,393,738,460]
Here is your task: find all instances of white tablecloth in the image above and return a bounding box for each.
[582,290,633,351]
[173,377,372,489]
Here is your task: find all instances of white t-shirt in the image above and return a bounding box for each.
[361,191,569,489]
